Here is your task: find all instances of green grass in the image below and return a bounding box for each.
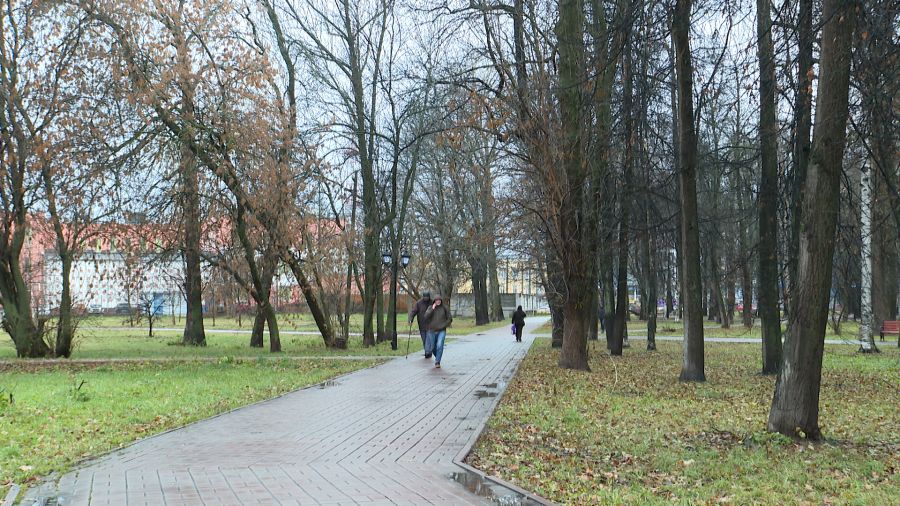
[74,313,499,336]
[469,339,899,505]
[0,315,506,360]
[0,358,382,494]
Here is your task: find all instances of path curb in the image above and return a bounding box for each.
[2,484,19,506]
[451,336,557,506]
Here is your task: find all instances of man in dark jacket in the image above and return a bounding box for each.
[423,294,452,368]
[409,291,433,358]
[511,305,527,342]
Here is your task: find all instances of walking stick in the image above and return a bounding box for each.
[405,323,413,358]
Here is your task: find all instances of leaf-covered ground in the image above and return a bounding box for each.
[469,339,898,505]
[0,358,381,495]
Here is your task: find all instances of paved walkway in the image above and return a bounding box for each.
[25,319,549,506]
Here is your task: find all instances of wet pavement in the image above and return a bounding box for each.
[24,318,550,505]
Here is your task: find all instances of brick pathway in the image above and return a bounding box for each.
[26,318,548,505]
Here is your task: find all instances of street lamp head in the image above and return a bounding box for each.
[382,253,392,266]
[400,252,411,267]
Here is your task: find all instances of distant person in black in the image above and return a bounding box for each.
[598,305,606,331]
[409,291,434,358]
[511,306,527,342]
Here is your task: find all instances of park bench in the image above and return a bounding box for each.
[880,320,899,344]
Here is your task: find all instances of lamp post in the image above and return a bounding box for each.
[382,251,411,350]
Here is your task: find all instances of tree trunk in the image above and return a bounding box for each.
[708,243,729,327]
[603,255,616,348]
[265,301,281,352]
[756,0,783,374]
[551,302,564,348]
[42,165,75,358]
[555,0,590,371]
[668,30,685,324]
[488,244,504,322]
[177,28,207,348]
[611,226,629,356]
[673,0,705,381]
[858,164,878,352]
[589,0,618,349]
[469,256,490,325]
[285,257,339,347]
[742,263,753,328]
[251,308,265,348]
[358,161,378,344]
[547,252,566,349]
[386,246,398,345]
[645,235,658,351]
[768,0,855,439]
[666,255,674,319]
[560,290,591,371]
[0,247,49,358]
[788,0,814,315]
[726,268,736,328]
[611,26,635,357]
[56,254,75,357]
[376,275,386,342]
[736,168,754,329]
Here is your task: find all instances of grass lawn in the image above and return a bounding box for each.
[0,358,382,495]
[0,315,505,360]
[77,313,499,336]
[469,339,899,505]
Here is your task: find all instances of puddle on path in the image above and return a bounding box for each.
[474,390,498,398]
[451,470,541,505]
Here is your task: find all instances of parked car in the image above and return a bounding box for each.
[88,304,103,315]
[114,303,134,315]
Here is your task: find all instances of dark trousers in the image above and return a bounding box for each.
[514,324,524,341]
[420,329,429,354]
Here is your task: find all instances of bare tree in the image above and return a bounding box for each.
[769,0,857,439]
[756,0,782,373]
[672,0,705,381]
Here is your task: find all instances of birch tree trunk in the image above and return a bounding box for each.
[858,164,878,352]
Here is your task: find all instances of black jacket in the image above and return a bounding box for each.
[512,308,526,327]
[408,297,433,331]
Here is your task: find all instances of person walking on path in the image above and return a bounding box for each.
[424,294,452,368]
[511,305,527,342]
[409,291,434,358]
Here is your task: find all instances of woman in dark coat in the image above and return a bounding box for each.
[511,306,526,342]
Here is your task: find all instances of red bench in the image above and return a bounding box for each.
[880,320,899,343]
